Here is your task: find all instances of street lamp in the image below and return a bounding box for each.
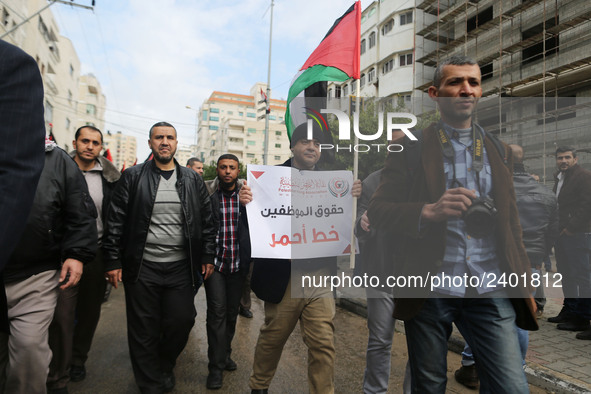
[185,106,199,158]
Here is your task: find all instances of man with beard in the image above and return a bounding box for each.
[368,55,537,393]
[203,154,251,390]
[103,122,216,393]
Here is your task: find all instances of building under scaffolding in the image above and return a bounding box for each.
[415,0,591,183]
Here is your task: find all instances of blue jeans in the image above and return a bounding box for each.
[555,232,591,319]
[405,295,528,394]
[462,327,528,367]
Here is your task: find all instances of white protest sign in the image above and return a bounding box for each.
[246,165,356,259]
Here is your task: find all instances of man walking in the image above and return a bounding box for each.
[103,122,217,393]
[0,138,97,394]
[368,55,537,393]
[204,154,251,390]
[548,146,591,340]
[187,157,204,176]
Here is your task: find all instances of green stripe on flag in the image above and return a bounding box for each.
[285,65,350,139]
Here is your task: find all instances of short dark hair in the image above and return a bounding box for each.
[149,121,176,138]
[217,153,240,165]
[186,157,203,167]
[75,125,103,143]
[433,55,479,88]
[556,146,577,158]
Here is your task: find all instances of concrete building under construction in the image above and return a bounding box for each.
[415,0,591,182]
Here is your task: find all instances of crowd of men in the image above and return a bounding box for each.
[2,36,591,394]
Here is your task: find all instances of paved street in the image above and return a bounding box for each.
[67,283,556,393]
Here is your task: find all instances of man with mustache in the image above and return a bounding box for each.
[103,122,216,393]
[368,55,537,393]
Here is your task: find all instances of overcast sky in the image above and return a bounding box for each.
[52,0,366,160]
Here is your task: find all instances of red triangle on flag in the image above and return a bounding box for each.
[251,171,265,179]
[342,244,351,254]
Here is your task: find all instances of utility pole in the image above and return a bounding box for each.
[1,0,94,40]
[263,0,274,165]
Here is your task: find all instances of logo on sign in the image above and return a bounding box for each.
[328,178,350,198]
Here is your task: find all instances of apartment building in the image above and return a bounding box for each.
[1,0,105,151]
[196,83,291,166]
[77,73,106,133]
[103,131,137,171]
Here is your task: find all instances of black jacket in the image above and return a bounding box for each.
[553,164,591,233]
[5,142,98,283]
[250,158,337,303]
[206,178,251,274]
[103,159,216,288]
[513,169,559,267]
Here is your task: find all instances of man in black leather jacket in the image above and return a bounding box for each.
[0,138,97,393]
[103,122,216,393]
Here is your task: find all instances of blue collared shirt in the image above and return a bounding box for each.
[432,124,503,297]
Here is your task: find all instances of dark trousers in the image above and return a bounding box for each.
[555,233,591,319]
[240,263,253,311]
[204,269,245,372]
[47,283,79,390]
[124,259,196,394]
[72,248,107,367]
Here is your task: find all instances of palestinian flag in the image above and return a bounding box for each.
[285,1,361,139]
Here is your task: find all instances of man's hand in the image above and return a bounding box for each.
[360,211,371,232]
[202,263,214,280]
[421,187,476,223]
[60,258,83,290]
[105,269,122,289]
[561,228,574,236]
[239,181,253,205]
[352,179,362,198]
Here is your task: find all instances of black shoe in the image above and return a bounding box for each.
[557,320,591,332]
[251,390,268,394]
[225,358,237,371]
[547,309,574,323]
[454,365,479,390]
[239,307,253,318]
[69,365,86,382]
[576,327,591,340]
[162,371,175,393]
[48,388,68,394]
[206,370,223,390]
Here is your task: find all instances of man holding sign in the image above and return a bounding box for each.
[241,122,361,394]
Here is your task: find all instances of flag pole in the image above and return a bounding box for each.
[350,78,360,269]
[263,0,274,165]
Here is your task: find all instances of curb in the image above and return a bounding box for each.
[336,297,591,394]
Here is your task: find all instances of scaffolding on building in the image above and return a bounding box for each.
[414,0,591,182]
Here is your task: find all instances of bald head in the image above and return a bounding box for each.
[509,144,524,164]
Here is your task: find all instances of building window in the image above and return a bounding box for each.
[211,140,216,146]
[369,32,376,48]
[361,15,367,24]
[210,108,220,113]
[360,39,366,55]
[274,155,281,160]
[481,63,493,81]
[328,88,332,100]
[275,131,281,136]
[368,7,376,17]
[368,68,375,83]
[269,115,276,120]
[68,90,72,105]
[247,128,256,134]
[209,125,219,130]
[343,84,348,97]
[381,19,394,35]
[522,18,559,65]
[335,86,342,98]
[399,53,413,66]
[400,11,413,25]
[69,64,74,76]
[227,111,233,115]
[382,59,394,74]
[275,143,281,148]
[467,7,492,33]
[202,110,208,121]
[66,118,71,130]
[2,8,9,27]
[45,101,53,123]
[360,74,365,88]
[86,104,96,115]
[209,116,219,121]
[239,112,244,116]
[246,113,256,118]
[247,140,256,146]
[247,153,255,158]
